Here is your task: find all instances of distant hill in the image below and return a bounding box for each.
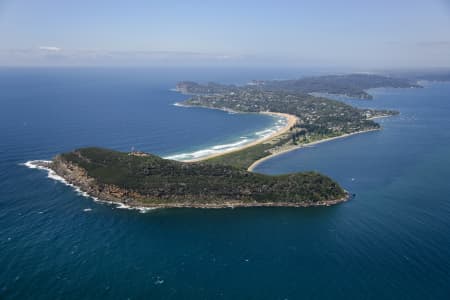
[253,74,420,99]
[177,73,420,100]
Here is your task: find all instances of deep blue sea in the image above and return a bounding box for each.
[1,68,449,299]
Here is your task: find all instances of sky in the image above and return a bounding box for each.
[0,0,450,69]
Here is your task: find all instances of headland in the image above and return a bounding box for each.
[26,73,414,209]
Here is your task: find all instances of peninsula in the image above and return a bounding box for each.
[175,74,401,169]
[178,73,419,99]
[34,148,348,208]
[35,74,414,209]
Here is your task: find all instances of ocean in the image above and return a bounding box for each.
[1,68,449,299]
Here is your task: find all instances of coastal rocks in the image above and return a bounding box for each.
[49,156,142,205]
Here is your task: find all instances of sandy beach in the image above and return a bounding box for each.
[184,111,298,163]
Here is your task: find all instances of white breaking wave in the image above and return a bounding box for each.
[165,138,251,161]
[211,139,249,150]
[165,114,288,162]
[254,128,275,136]
[22,161,157,213]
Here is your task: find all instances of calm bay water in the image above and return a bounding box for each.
[1,68,449,299]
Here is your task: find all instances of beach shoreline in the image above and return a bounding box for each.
[173,106,299,163]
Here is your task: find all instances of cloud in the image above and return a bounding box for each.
[2,45,448,68]
[38,46,62,51]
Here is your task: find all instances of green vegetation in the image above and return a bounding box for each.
[207,142,276,169]
[55,147,347,205]
[177,73,420,99]
[253,74,420,99]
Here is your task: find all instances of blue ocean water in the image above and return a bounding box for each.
[1,68,449,299]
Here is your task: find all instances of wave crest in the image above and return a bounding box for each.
[165,114,288,161]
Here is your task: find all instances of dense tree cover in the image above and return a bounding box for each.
[253,74,420,99]
[58,148,347,204]
[177,73,419,99]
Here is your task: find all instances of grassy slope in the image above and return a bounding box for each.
[203,130,350,169]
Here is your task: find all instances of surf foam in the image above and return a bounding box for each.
[22,161,157,213]
[165,114,288,162]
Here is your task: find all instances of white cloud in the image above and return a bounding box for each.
[38,46,62,51]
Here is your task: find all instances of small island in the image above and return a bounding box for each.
[31,74,416,209]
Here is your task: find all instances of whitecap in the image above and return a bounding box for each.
[255,128,274,136]
[164,114,290,162]
[165,139,251,161]
[211,139,249,150]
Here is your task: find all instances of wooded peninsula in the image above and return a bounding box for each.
[36,74,418,209]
